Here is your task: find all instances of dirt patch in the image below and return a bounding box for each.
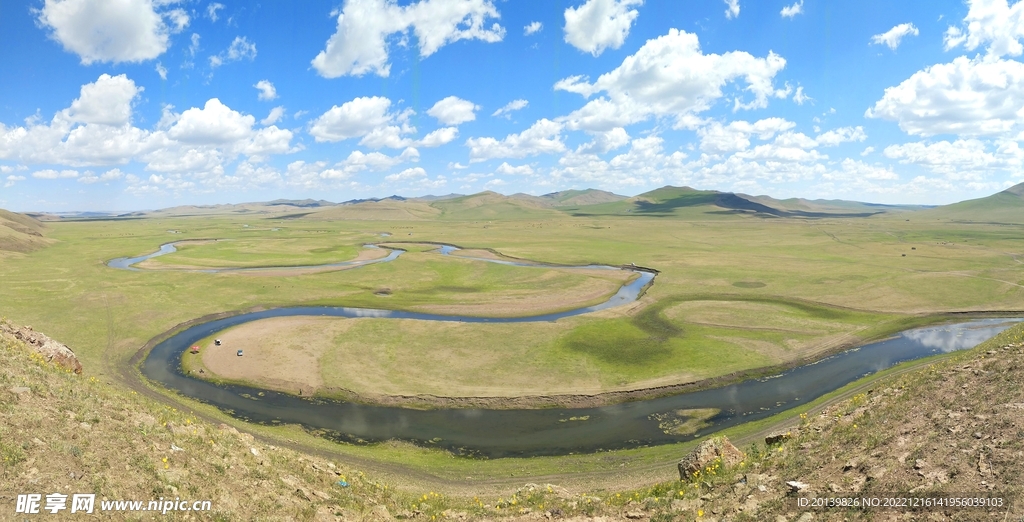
[350,247,391,262]
[199,316,358,395]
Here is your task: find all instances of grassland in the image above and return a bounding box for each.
[1,187,1023,485]
[142,237,365,269]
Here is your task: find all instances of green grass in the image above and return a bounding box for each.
[1,203,1023,481]
[145,237,364,268]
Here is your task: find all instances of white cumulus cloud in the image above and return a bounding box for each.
[792,86,811,105]
[207,2,225,21]
[492,99,528,118]
[815,126,867,147]
[385,167,427,182]
[871,23,919,50]
[563,0,643,56]
[309,96,395,142]
[866,55,1024,137]
[36,0,186,64]
[555,29,787,131]
[210,36,256,68]
[67,73,142,126]
[254,80,277,101]
[724,0,739,19]
[168,99,255,145]
[884,139,1024,179]
[426,96,479,125]
[943,0,1024,57]
[311,0,505,78]
[309,96,459,149]
[261,107,286,126]
[576,127,631,154]
[495,162,534,176]
[524,21,542,35]
[78,168,126,184]
[0,75,296,183]
[466,119,566,161]
[780,0,803,18]
[698,118,796,155]
[32,169,79,179]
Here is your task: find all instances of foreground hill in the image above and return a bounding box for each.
[918,181,1024,223]
[0,209,52,255]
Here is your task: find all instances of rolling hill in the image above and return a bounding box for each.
[561,186,900,218]
[428,191,565,220]
[303,198,442,220]
[917,181,1024,223]
[0,209,52,255]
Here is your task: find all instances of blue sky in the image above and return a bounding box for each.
[1,0,1023,211]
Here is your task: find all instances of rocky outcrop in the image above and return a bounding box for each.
[0,320,82,374]
[678,436,745,479]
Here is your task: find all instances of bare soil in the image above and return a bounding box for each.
[199,316,356,395]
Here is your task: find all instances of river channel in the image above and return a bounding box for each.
[117,242,1020,457]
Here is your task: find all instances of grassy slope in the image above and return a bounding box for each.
[0,209,52,255]
[918,182,1024,223]
[0,325,404,521]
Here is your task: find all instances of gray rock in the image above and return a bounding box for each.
[678,436,745,479]
[1,322,82,373]
[786,481,809,493]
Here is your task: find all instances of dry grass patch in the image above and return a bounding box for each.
[196,316,354,395]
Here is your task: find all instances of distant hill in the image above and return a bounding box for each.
[540,189,626,207]
[340,195,406,205]
[413,193,465,202]
[21,184,1022,223]
[0,209,52,254]
[918,182,1024,223]
[740,194,931,214]
[265,199,335,208]
[304,199,441,220]
[560,186,899,218]
[428,191,565,220]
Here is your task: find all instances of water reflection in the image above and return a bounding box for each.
[901,322,1014,352]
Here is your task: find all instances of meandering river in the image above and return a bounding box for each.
[114,242,1019,457]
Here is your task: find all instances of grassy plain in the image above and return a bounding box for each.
[142,237,364,268]
[1,190,1023,482]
